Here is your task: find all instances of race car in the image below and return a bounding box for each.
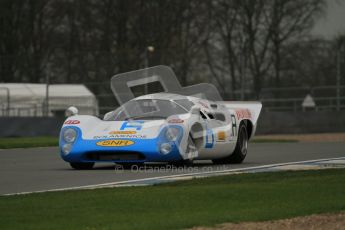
[59,66,262,169]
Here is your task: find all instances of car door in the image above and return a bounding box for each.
[196,110,236,159]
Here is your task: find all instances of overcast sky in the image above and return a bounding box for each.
[312,0,345,39]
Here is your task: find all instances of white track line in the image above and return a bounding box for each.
[3,156,345,196]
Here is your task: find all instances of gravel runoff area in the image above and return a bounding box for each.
[190,212,345,230]
[255,133,345,143]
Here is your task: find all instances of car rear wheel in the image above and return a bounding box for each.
[70,162,95,170]
[212,123,248,164]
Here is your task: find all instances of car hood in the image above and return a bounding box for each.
[62,115,167,140]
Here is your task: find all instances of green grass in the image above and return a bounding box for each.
[0,137,58,149]
[1,169,345,229]
[0,136,294,150]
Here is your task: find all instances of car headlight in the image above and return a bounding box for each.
[63,128,77,143]
[160,143,172,155]
[62,143,73,155]
[165,127,179,141]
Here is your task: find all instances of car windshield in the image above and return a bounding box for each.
[104,99,188,121]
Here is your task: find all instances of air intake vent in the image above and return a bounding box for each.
[85,151,145,161]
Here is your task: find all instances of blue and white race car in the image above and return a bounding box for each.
[59,66,262,169]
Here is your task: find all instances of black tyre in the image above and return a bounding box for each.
[212,124,248,164]
[70,162,95,170]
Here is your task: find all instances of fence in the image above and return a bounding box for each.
[0,87,10,116]
[259,85,345,111]
[0,83,344,117]
[86,84,345,114]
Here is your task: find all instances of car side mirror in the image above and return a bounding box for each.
[65,106,79,117]
[190,106,200,115]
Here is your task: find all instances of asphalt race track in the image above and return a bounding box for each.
[1,142,345,195]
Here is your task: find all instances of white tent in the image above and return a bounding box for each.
[0,83,99,117]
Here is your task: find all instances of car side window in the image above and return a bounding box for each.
[174,99,194,111]
[207,113,215,119]
[200,111,207,119]
[214,113,226,122]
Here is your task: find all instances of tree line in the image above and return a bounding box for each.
[1,0,342,99]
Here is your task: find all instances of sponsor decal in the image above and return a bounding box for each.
[217,131,226,142]
[93,134,147,139]
[205,126,214,148]
[109,130,137,135]
[231,114,237,137]
[198,101,209,109]
[168,119,184,124]
[96,139,134,147]
[235,109,252,120]
[64,120,80,125]
[120,121,144,130]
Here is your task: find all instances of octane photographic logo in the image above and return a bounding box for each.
[113,164,230,173]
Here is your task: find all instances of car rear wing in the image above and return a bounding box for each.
[217,101,262,125]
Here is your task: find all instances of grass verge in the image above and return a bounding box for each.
[0,136,296,150]
[0,137,58,149]
[1,169,345,229]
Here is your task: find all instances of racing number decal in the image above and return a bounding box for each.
[205,124,214,148]
[120,121,144,131]
[231,114,237,137]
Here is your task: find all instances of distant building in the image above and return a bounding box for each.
[0,84,99,117]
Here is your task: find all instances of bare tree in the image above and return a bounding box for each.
[267,0,325,88]
[0,0,329,99]
[240,0,273,98]
[204,0,241,98]
[206,0,272,98]
[0,0,26,82]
